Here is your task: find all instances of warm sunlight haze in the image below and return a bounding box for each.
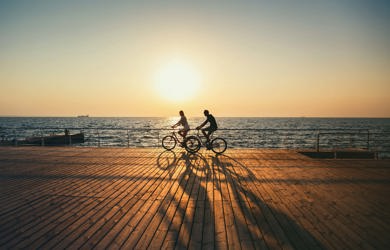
[0,0,389,117]
[1,2,390,247]
[154,60,201,102]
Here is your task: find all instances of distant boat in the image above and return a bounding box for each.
[77,115,89,118]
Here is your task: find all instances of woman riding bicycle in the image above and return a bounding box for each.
[172,110,190,141]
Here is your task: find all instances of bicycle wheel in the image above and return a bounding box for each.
[184,136,201,153]
[162,135,176,150]
[211,137,227,154]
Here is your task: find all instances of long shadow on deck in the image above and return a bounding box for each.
[154,150,326,249]
[1,149,388,249]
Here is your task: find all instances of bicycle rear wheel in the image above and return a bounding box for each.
[162,135,176,150]
[184,136,201,153]
[211,137,227,154]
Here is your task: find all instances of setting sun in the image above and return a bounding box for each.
[154,60,201,102]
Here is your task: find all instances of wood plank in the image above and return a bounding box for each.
[131,153,189,249]
[211,153,228,250]
[0,147,389,249]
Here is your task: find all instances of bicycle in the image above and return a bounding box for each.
[161,130,192,152]
[184,129,227,154]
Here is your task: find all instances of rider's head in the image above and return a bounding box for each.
[203,110,209,116]
[179,110,184,116]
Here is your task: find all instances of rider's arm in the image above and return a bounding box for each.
[197,120,207,130]
[172,117,184,128]
[172,120,180,128]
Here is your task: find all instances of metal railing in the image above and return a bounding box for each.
[1,127,390,156]
[316,130,370,152]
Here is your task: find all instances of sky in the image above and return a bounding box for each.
[0,0,389,117]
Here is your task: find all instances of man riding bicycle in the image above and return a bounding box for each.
[196,110,218,144]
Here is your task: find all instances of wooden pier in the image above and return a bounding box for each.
[0,147,389,249]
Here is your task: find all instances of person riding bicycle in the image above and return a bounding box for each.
[172,110,190,141]
[196,110,218,146]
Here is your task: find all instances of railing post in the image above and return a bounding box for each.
[127,130,130,148]
[97,129,100,147]
[157,130,160,148]
[41,129,45,146]
[316,132,320,152]
[69,130,72,146]
[14,129,17,146]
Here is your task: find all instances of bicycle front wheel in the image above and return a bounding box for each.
[184,136,201,153]
[162,135,176,150]
[211,137,227,154]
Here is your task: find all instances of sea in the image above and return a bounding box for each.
[1,117,390,153]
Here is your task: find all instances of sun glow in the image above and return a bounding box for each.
[154,60,201,102]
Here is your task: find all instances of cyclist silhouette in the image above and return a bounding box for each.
[196,110,218,143]
[172,110,190,139]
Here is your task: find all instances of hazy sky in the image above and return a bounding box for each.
[1,0,389,117]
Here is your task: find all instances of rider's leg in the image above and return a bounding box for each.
[204,130,213,149]
[178,129,189,147]
[206,128,215,142]
[207,129,217,143]
[206,130,211,142]
[201,129,208,140]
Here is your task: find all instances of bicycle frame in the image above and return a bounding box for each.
[161,129,187,151]
[170,130,185,144]
[183,129,227,154]
[194,130,215,147]
[163,129,227,154]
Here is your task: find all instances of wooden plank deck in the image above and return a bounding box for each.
[0,147,389,249]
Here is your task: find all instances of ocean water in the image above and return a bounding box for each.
[1,117,390,151]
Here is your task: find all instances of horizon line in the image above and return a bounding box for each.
[1,115,389,119]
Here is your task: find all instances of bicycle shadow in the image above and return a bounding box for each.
[153,150,213,248]
[156,150,179,180]
[154,149,326,249]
